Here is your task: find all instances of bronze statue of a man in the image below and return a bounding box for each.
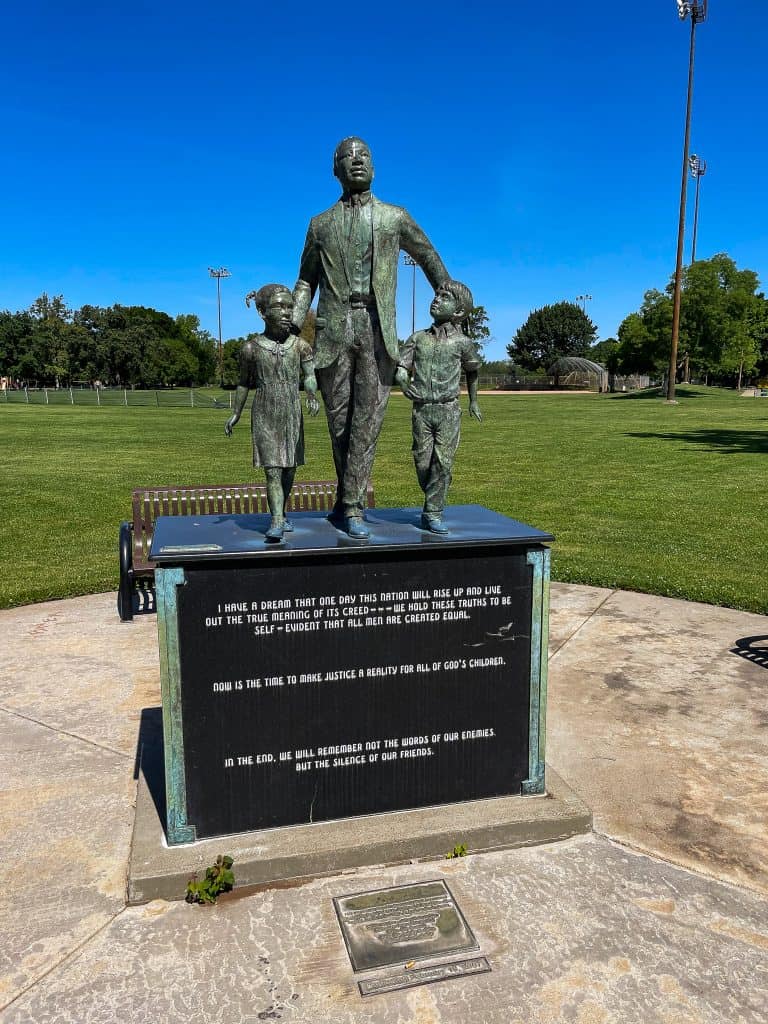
[292,136,450,538]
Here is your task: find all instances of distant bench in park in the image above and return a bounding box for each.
[118,481,375,621]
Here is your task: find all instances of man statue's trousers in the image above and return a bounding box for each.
[316,305,395,519]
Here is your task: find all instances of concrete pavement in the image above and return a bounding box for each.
[1,584,767,1021]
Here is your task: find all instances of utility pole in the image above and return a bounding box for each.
[208,267,231,386]
[402,253,417,335]
[667,0,708,403]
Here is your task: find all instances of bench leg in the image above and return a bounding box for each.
[118,521,135,622]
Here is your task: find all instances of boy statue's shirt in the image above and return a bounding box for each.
[398,321,480,403]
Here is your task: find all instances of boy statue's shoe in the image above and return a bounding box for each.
[265,517,285,542]
[421,514,449,535]
[345,515,370,539]
[282,519,295,533]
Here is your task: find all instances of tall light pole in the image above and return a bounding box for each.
[576,294,593,316]
[208,267,231,386]
[402,253,417,335]
[667,0,708,404]
[689,153,707,263]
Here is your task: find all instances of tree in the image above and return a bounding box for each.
[617,254,768,384]
[175,314,217,385]
[614,292,672,376]
[465,305,490,348]
[222,338,243,388]
[0,311,35,383]
[677,254,765,382]
[507,301,597,370]
[28,293,72,386]
[482,359,513,375]
[590,338,620,374]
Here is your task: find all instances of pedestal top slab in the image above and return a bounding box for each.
[149,504,553,564]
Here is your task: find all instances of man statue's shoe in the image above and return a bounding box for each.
[327,505,345,528]
[421,514,449,535]
[265,517,285,542]
[345,516,370,539]
[282,519,295,533]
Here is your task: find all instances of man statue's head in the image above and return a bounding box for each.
[333,137,374,193]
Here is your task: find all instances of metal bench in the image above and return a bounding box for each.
[117,480,374,621]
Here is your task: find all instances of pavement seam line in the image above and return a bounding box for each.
[548,588,616,661]
[0,907,129,1015]
[0,704,131,760]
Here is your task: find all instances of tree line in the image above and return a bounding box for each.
[0,294,217,388]
[1,296,492,390]
[506,254,768,387]
[4,257,765,389]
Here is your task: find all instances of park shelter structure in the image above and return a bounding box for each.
[548,357,609,392]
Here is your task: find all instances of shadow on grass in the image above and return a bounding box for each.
[608,386,704,400]
[625,429,768,454]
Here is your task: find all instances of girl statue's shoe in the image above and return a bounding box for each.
[265,517,285,542]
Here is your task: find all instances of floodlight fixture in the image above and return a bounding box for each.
[576,294,593,314]
[689,154,707,177]
[677,0,707,22]
[208,267,232,386]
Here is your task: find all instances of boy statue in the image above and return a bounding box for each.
[225,284,320,541]
[395,280,482,534]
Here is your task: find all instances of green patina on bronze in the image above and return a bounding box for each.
[397,280,482,534]
[292,137,450,534]
[522,547,551,795]
[156,565,197,844]
[225,284,319,541]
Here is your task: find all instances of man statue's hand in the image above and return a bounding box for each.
[306,394,320,417]
[469,401,483,422]
[224,414,239,436]
[395,366,410,392]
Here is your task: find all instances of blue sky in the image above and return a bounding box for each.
[2,1,766,361]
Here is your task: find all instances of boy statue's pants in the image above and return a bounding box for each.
[411,398,462,516]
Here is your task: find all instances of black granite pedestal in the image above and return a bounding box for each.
[151,505,553,845]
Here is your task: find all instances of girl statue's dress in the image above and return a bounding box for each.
[237,333,316,468]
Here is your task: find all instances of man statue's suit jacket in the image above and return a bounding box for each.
[293,196,448,369]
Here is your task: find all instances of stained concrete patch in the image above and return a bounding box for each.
[4,836,767,1024]
[0,593,159,756]
[547,589,768,894]
[548,583,614,656]
[0,712,134,1009]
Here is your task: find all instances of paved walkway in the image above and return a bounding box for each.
[1,585,766,1022]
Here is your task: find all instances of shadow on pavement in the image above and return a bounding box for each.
[133,707,166,831]
[731,635,768,671]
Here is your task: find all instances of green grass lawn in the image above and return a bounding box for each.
[1,386,766,613]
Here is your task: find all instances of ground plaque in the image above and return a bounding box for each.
[357,957,492,997]
[151,505,552,844]
[334,880,479,972]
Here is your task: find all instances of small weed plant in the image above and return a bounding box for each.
[445,843,468,859]
[185,855,235,905]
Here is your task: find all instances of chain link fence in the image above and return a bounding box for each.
[1,387,237,409]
